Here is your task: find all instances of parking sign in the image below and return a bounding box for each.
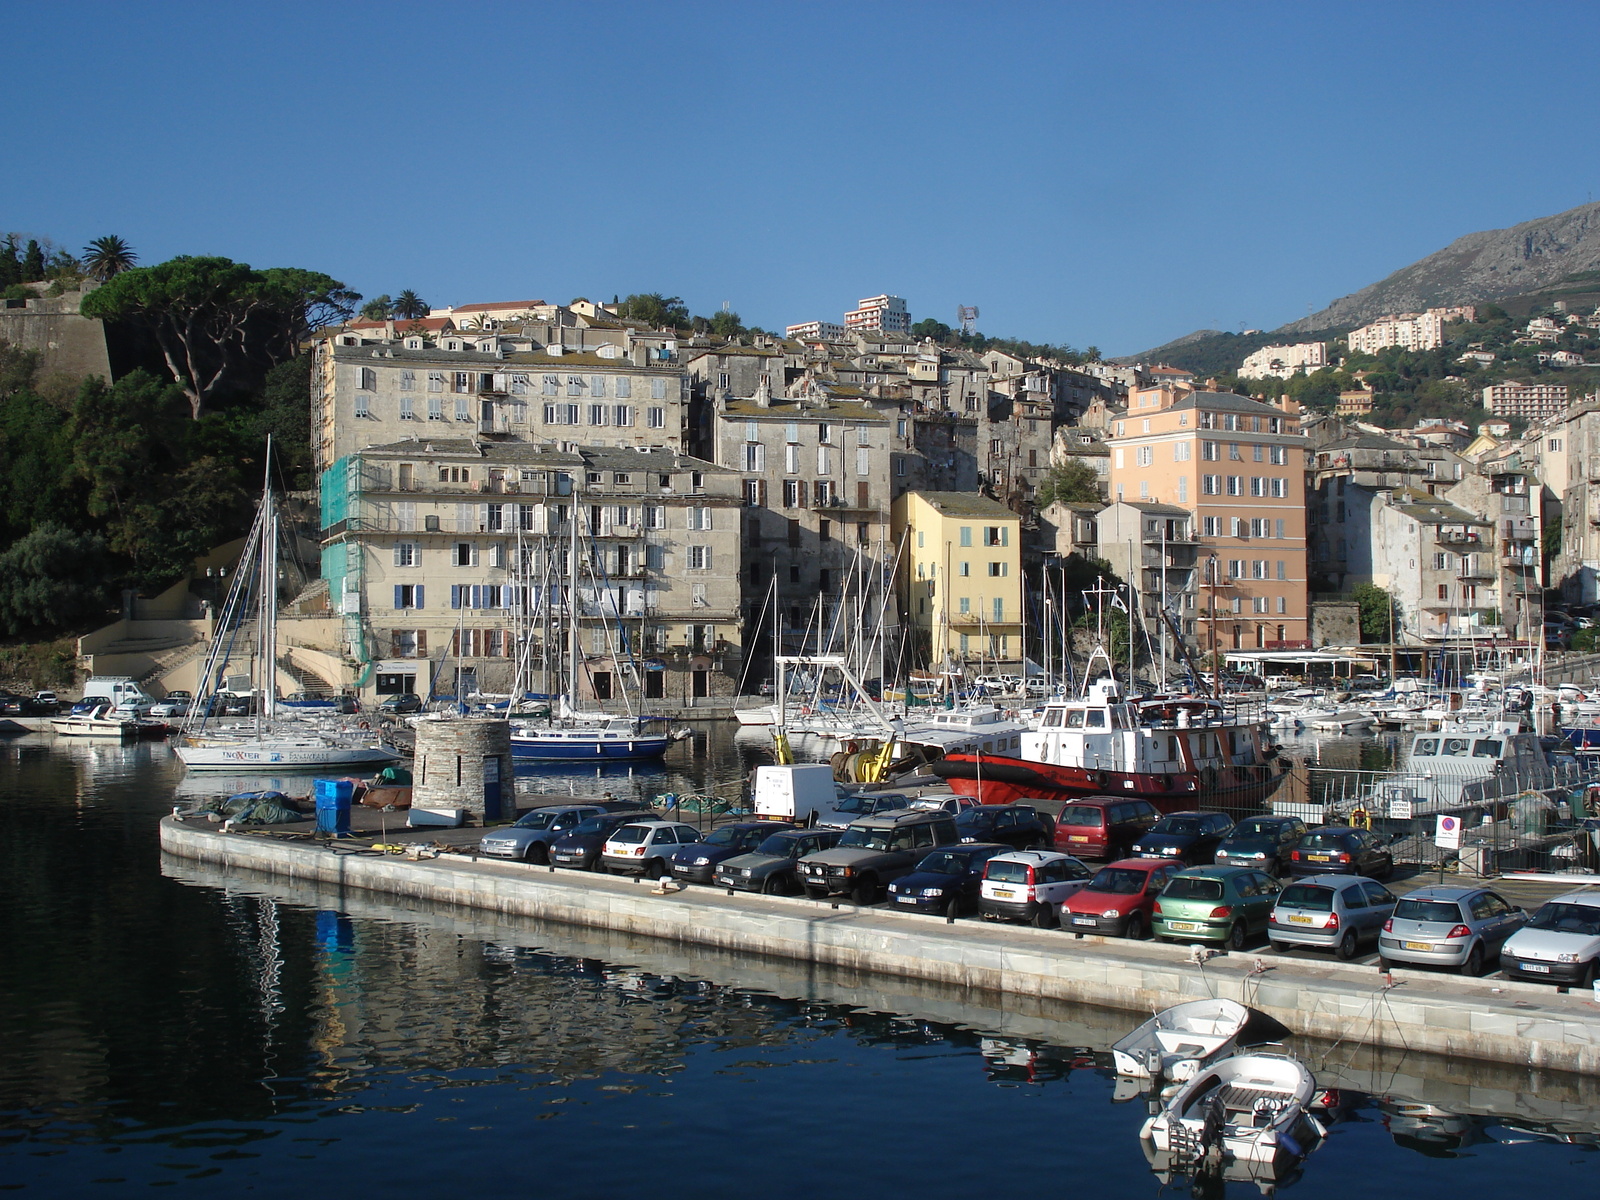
[1434,814,1462,850]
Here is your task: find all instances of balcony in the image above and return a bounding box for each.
[1143,528,1195,544]
[1502,518,1537,541]
[1456,566,1495,581]
[1435,529,1484,545]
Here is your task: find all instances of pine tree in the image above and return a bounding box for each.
[21,240,45,282]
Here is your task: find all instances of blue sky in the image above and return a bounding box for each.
[6,1,1600,355]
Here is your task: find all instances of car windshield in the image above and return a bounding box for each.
[701,827,742,847]
[1163,876,1224,902]
[757,834,798,856]
[573,816,615,835]
[833,796,876,815]
[1394,898,1464,923]
[1151,817,1201,836]
[1526,902,1600,936]
[916,850,978,876]
[986,861,1031,884]
[1299,832,1351,851]
[1279,884,1334,911]
[1088,867,1149,895]
[838,827,893,852]
[609,826,652,845]
[957,810,994,828]
[1058,806,1104,829]
[1232,820,1281,839]
[513,810,562,830]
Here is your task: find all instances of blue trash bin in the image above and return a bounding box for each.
[314,778,354,835]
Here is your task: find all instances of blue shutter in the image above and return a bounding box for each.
[470,585,481,609]
[414,585,423,610]
[451,585,462,609]
[393,585,403,609]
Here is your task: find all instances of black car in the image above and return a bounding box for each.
[379,692,423,714]
[1214,815,1308,875]
[548,810,655,870]
[668,820,794,884]
[885,842,1011,917]
[955,804,1054,850]
[713,827,843,894]
[1131,811,1235,864]
[1289,826,1394,880]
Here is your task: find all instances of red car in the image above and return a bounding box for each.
[1053,797,1160,860]
[1059,857,1184,939]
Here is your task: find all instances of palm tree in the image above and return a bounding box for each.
[393,290,428,319]
[81,235,137,282]
[360,295,394,321]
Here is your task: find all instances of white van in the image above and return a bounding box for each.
[752,764,838,824]
[82,677,154,716]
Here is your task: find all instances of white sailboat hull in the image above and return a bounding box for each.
[174,740,400,770]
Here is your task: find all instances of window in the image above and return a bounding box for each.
[616,376,632,399]
[399,394,415,420]
[781,479,802,507]
[543,403,577,425]
[1231,517,1244,537]
[1223,414,1238,431]
[818,422,833,444]
[1252,560,1269,580]
[1176,476,1188,502]
[991,438,1004,457]
[959,561,970,576]
[743,443,765,471]
[813,480,833,505]
[819,519,831,542]
[650,378,667,400]
[426,395,443,420]
[1226,476,1242,496]
[566,375,584,396]
[1174,442,1191,461]
[1202,516,1220,536]
[1113,448,1124,469]
[612,405,633,427]
[449,396,468,421]
[959,596,970,614]
[817,445,832,474]
[398,369,415,391]
[1142,418,1151,432]
[896,418,907,439]
[510,373,529,395]
[451,541,477,567]
[1252,444,1264,462]
[1199,411,1214,429]
[1200,440,1219,461]
[687,506,713,531]
[1438,584,1449,601]
[1269,445,1286,465]
[1274,519,1285,538]
[357,366,377,391]
[1202,475,1221,495]
[1433,552,1450,570]
[1228,559,1244,578]
[353,393,370,418]
[988,561,1008,577]
[959,526,972,547]
[643,505,665,529]
[1253,596,1268,613]
[1276,561,1286,580]
[992,597,1004,621]
[1277,596,1287,613]
[688,545,712,570]
[1136,446,1153,466]
[393,584,424,609]
[1139,481,1150,499]
[647,407,666,429]
[856,447,871,476]
[983,526,1009,547]
[588,404,608,426]
[1251,518,1269,537]
[393,541,420,567]
[1228,443,1242,460]
[590,375,606,398]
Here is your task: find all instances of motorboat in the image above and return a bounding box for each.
[50,705,135,739]
[175,734,400,770]
[1141,1052,1324,1169]
[508,714,674,760]
[1112,998,1250,1083]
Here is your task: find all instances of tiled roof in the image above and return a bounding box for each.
[909,491,1018,519]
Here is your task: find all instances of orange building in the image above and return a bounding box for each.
[1106,390,1310,656]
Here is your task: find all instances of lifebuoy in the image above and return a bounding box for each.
[1091,770,1109,790]
[358,720,371,730]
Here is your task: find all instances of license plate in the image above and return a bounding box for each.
[1522,962,1550,973]
[1072,916,1097,927]
[1069,835,1088,843]
[1403,941,1433,952]
[897,895,917,904]
[992,889,1014,899]
[1167,920,1199,932]
[1308,853,1330,862]
[1288,915,1313,924]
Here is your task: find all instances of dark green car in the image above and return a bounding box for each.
[1152,865,1282,950]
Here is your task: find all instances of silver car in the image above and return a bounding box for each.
[477,804,609,864]
[813,791,915,830]
[1269,875,1396,960]
[1378,885,1526,975]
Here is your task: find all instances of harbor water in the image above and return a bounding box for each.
[2,726,1598,1198]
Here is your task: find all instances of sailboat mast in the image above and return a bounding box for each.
[569,480,581,713]
[258,436,277,730]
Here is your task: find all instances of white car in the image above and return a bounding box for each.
[148,691,193,718]
[1498,890,1600,987]
[978,849,1094,928]
[599,820,703,878]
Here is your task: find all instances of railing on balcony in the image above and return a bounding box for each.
[1435,529,1484,545]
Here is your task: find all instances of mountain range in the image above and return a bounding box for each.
[1125,199,1600,366]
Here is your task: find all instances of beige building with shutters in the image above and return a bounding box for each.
[892,491,1023,668]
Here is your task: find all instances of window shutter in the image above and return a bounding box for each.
[414,585,423,609]
[702,507,712,532]
[451,585,462,609]
[393,585,404,609]
[416,630,427,655]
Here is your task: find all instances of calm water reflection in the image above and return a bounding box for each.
[0,729,1596,1198]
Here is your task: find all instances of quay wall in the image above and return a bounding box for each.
[159,818,1600,1074]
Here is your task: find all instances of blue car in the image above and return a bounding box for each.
[668,820,794,884]
[885,842,1010,917]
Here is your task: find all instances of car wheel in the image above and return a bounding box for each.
[852,876,877,905]
[1033,904,1057,930]
[1335,930,1358,961]
[1461,943,1485,976]
[944,896,963,920]
[1227,922,1247,951]
[590,859,608,873]
[761,874,783,896]
[1270,940,1291,955]
[647,858,669,880]
[1124,912,1145,940]
[525,844,549,866]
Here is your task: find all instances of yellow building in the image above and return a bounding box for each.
[892,491,1022,666]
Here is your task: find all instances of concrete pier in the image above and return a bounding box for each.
[159,817,1600,1074]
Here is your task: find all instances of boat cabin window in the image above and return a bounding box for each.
[1440,737,1471,757]
[1044,708,1064,728]
[1472,739,1503,757]
[1085,709,1107,728]
[1065,710,1085,728]
[1110,708,1133,730]
[1413,738,1438,755]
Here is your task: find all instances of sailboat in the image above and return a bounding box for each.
[173,442,402,772]
[508,485,673,761]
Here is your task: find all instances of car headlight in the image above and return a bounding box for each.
[1252,851,1266,859]
[840,866,854,877]
[1102,908,1122,919]
[921,887,946,897]
[1556,952,1581,963]
[694,856,711,866]
[739,868,753,877]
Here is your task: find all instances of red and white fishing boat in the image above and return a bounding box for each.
[927,677,1288,810]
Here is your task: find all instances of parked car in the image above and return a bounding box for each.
[1289,826,1394,880]
[334,694,361,714]
[149,691,194,719]
[221,695,255,716]
[1131,811,1235,864]
[379,692,423,714]
[1269,875,1397,960]
[797,809,960,903]
[714,827,843,895]
[812,791,916,830]
[885,842,1010,917]
[1498,890,1600,986]
[668,820,791,884]
[548,810,657,871]
[600,820,703,877]
[477,802,619,864]
[955,803,1054,850]
[906,794,981,816]
[1059,857,1184,939]
[977,849,1094,928]
[1377,885,1527,975]
[72,695,114,715]
[1152,866,1282,950]
[1214,815,1308,875]
[1054,797,1160,860]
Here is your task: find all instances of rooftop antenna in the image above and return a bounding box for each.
[957,305,979,335]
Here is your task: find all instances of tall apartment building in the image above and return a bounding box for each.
[1239,342,1327,379]
[843,294,911,334]
[1105,391,1310,655]
[1482,380,1569,421]
[784,320,847,342]
[1347,311,1446,355]
[892,491,1022,667]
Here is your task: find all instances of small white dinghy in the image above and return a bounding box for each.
[1141,1052,1323,1168]
[1112,998,1250,1083]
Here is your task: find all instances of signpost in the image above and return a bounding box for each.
[1434,814,1461,882]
